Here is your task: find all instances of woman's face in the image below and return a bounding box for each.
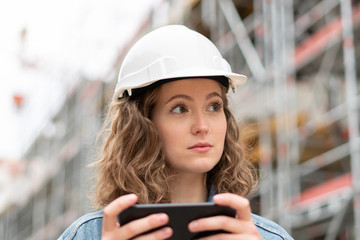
[152,78,227,174]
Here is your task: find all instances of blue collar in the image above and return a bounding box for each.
[208,185,216,202]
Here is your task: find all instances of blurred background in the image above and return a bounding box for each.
[0,0,359,239]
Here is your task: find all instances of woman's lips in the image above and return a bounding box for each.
[188,143,212,152]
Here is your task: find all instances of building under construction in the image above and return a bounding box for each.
[0,0,359,239]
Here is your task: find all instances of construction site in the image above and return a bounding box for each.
[1,0,360,239]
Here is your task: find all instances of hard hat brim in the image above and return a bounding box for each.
[114,67,247,99]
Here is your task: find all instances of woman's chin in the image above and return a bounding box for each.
[186,161,218,174]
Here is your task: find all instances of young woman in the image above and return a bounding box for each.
[59,25,293,240]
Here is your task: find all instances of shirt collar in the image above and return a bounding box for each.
[208,185,216,202]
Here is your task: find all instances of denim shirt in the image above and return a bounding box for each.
[59,188,293,240]
[58,210,293,240]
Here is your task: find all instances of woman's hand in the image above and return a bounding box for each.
[102,194,173,240]
[188,193,262,239]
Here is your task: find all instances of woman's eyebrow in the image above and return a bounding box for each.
[165,94,192,104]
[206,92,222,100]
[165,92,222,104]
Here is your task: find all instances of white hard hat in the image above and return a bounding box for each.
[114,25,247,99]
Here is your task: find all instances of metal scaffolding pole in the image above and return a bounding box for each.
[272,0,292,230]
[282,0,300,215]
[261,1,297,230]
[295,0,339,38]
[259,0,276,219]
[325,196,352,240]
[340,0,360,238]
[218,0,266,82]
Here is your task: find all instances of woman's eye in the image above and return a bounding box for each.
[209,102,223,112]
[171,105,187,114]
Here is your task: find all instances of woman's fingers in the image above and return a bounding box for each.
[188,215,258,236]
[102,194,173,239]
[188,193,260,238]
[213,193,252,221]
[189,215,242,233]
[121,213,171,239]
[134,226,172,240]
[195,233,260,240]
[102,194,138,232]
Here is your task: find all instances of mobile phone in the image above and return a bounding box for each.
[118,202,236,240]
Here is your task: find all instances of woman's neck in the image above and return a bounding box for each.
[169,173,208,203]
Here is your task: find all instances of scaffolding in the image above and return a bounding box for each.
[199,0,360,239]
[0,0,359,239]
[0,79,104,240]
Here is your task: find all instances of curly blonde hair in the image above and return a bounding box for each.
[93,81,256,207]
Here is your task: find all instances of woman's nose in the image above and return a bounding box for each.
[191,112,209,135]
